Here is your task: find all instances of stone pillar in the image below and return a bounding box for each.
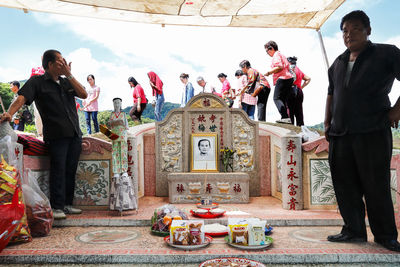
[281,131,303,210]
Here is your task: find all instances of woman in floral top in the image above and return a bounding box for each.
[218,73,234,108]
[239,60,271,121]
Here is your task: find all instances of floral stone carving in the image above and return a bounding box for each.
[74,160,110,206]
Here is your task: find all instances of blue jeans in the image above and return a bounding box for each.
[84,111,99,134]
[47,136,82,209]
[155,93,165,122]
[241,103,255,120]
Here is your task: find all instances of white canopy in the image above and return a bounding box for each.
[0,0,345,29]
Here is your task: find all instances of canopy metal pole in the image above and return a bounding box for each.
[317,29,329,70]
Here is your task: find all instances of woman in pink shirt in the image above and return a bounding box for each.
[83,74,100,134]
[128,76,147,123]
[217,73,234,108]
[264,41,294,124]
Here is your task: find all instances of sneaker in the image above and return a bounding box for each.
[64,205,82,214]
[276,118,292,124]
[52,209,67,220]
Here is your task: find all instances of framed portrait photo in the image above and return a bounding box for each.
[190,133,218,172]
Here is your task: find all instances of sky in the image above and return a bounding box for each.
[0,0,399,125]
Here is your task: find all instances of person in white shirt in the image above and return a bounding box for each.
[196,76,218,95]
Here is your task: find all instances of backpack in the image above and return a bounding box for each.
[22,106,32,124]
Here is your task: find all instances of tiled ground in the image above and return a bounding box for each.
[1,197,399,265]
[2,226,400,264]
[1,226,391,252]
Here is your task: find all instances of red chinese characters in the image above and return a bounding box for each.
[233,184,242,193]
[287,168,298,181]
[286,139,298,210]
[209,114,216,123]
[288,183,298,196]
[191,118,195,133]
[177,184,185,193]
[286,140,296,152]
[203,98,210,107]
[287,155,296,166]
[219,117,224,147]
[206,183,212,193]
[288,197,298,210]
[197,114,206,123]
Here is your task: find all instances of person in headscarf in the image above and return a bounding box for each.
[147,71,164,122]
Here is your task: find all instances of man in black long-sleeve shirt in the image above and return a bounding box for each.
[324,10,400,251]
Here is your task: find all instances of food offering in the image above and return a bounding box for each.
[226,218,273,250]
[165,219,212,250]
[200,257,266,267]
[203,223,228,237]
[191,207,225,218]
[150,204,188,236]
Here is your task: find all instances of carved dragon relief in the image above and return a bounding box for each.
[160,114,183,172]
[232,114,255,171]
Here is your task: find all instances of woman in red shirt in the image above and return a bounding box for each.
[147,71,164,122]
[128,76,147,123]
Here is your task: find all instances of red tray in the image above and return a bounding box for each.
[190,209,225,218]
[205,231,228,237]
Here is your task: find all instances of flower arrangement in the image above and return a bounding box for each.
[220,147,236,172]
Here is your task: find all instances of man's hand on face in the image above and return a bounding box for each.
[56,57,72,77]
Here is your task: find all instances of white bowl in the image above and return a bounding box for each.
[194,209,208,214]
[210,208,225,214]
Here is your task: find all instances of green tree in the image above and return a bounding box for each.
[0,82,14,112]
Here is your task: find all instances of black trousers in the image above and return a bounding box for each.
[256,86,271,121]
[130,103,147,122]
[328,128,397,241]
[47,136,82,210]
[287,86,304,126]
[273,78,293,119]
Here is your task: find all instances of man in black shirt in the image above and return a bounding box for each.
[1,49,88,219]
[324,11,400,251]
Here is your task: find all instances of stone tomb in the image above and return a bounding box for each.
[156,93,258,203]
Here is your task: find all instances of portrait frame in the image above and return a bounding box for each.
[190,133,218,172]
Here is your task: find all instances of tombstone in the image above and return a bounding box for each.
[155,93,259,203]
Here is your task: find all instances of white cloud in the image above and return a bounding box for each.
[0,66,26,83]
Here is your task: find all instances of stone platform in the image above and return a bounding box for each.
[1,197,400,265]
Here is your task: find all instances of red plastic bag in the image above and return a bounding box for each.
[0,187,24,252]
[0,156,32,244]
[23,169,53,237]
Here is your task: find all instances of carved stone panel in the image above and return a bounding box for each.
[310,159,336,206]
[74,160,110,206]
[232,114,255,172]
[159,114,183,172]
